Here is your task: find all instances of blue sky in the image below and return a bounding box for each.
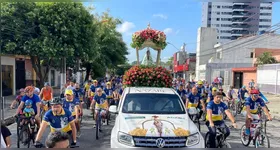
[84,0,280,63]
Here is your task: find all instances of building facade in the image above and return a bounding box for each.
[173,52,196,81]
[202,2,272,44]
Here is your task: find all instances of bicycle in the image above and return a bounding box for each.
[240,114,270,148]
[205,125,233,148]
[95,108,109,140]
[188,107,201,131]
[15,115,37,148]
[236,98,245,115]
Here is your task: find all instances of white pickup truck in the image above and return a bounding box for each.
[109,87,205,148]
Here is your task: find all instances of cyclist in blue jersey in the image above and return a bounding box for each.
[186,87,205,118]
[244,89,272,135]
[16,86,41,130]
[207,87,218,103]
[177,84,188,104]
[238,86,248,102]
[34,97,77,147]
[62,89,81,137]
[196,80,205,97]
[104,82,115,105]
[206,91,237,148]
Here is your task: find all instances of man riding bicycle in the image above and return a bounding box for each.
[34,97,77,147]
[39,82,53,111]
[243,89,272,136]
[88,80,100,102]
[104,82,115,105]
[207,87,218,103]
[196,80,205,97]
[73,83,84,117]
[89,88,108,131]
[206,91,237,148]
[186,87,205,119]
[238,86,248,102]
[16,86,41,130]
[62,89,81,137]
[177,84,188,104]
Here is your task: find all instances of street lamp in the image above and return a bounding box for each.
[181,43,187,81]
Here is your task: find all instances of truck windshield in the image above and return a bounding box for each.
[121,93,186,114]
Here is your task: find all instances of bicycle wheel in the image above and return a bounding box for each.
[19,125,31,148]
[204,132,211,148]
[106,113,110,125]
[240,124,251,146]
[255,131,270,148]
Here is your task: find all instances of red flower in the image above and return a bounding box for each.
[157,75,161,78]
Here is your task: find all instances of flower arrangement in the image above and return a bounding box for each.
[123,65,173,88]
[131,28,167,50]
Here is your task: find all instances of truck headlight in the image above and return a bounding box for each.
[118,132,134,146]
[186,132,200,146]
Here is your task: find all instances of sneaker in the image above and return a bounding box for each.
[245,128,250,136]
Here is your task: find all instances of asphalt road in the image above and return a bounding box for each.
[8,109,280,148]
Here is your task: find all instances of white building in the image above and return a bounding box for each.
[202,2,272,44]
[195,27,218,81]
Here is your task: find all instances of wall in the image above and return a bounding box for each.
[196,27,218,80]
[213,33,280,64]
[1,56,16,95]
[243,72,257,86]
[253,48,280,65]
[257,64,280,94]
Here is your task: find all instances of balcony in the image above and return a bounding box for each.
[233,3,249,6]
[232,12,250,17]
[232,24,249,29]
[232,18,249,24]
[231,30,249,36]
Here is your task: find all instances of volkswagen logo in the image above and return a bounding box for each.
[155,138,165,148]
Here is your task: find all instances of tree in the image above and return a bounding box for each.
[256,52,278,65]
[1,2,97,87]
[82,11,128,81]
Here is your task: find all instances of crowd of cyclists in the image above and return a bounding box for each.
[173,77,272,148]
[8,75,273,148]
[11,76,123,148]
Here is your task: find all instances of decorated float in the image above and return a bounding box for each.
[123,23,173,88]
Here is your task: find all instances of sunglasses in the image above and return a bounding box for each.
[252,94,259,98]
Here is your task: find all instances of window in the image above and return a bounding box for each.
[217,6,220,8]
[222,6,232,9]
[122,94,185,114]
[216,51,222,59]
[217,12,220,15]
[259,25,270,28]
[221,18,232,21]
[216,18,220,21]
[216,24,220,27]
[221,30,231,33]
[260,19,271,22]
[250,52,254,58]
[221,12,232,15]
[260,7,272,10]
[220,36,231,39]
[221,24,231,27]
[260,13,271,16]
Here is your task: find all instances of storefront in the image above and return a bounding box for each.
[1,56,16,96]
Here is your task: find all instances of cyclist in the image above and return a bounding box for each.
[34,97,77,147]
[112,89,120,107]
[177,84,188,104]
[16,86,41,130]
[244,89,272,135]
[10,88,25,109]
[67,81,75,90]
[73,83,84,115]
[89,88,108,130]
[186,87,205,119]
[207,87,218,103]
[104,82,115,105]
[196,80,205,97]
[40,82,53,111]
[62,89,81,138]
[206,91,237,148]
[238,85,248,102]
[88,80,100,101]
[255,86,269,104]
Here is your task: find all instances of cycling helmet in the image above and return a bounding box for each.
[93,80,98,83]
[25,100,33,106]
[212,87,217,91]
[19,88,25,92]
[44,82,50,86]
[242,85,246,89]
[65,89,73,95]
[250,89,259,94]
[25,86,34,93]
[197,80,203,85]
[106,82,111,85]
[50,97,63,105]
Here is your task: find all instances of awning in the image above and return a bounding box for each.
[232,67,256,72]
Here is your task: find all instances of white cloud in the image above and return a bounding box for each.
[163,28,173,35]
[117,21,135,34]
[153,14,168,20]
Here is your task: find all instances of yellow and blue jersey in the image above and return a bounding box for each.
[62,98,80,116]
[206,101,228,122]
[207,93,214,102]
[245,97,265,114]
[186,93,201,108]
[104,87,114,96]
[94,93,107,109]
[43,108,74,133]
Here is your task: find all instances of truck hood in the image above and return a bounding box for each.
[118,114,198,137]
